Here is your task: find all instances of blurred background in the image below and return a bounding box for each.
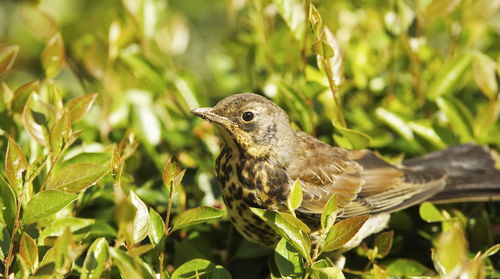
[0,0,499,277]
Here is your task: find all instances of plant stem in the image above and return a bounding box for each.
[3,193,23,278]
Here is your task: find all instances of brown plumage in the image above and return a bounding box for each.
[192,93,500,247]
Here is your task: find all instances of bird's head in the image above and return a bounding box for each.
[192,93,297,159]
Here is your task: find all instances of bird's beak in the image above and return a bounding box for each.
[192,107,235,127]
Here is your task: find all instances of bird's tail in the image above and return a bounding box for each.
[403,144,500,203]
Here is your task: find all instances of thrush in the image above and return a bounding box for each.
[192,93,500,247]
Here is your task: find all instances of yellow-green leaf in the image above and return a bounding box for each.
[46,163,109,193]
[19,232,38,269]
[0,45,19,77]
[322,215,369,252]
[171,206,225,232]
[12,80,39,114]
[66,93,98,122]
[427,53,474,100]
[419,202,445,223]
[22,190,77,224]
[288,179,303,213]
[5,137,28,193]
[472,53,498,100]
[80,238,109,279]
[41,33,65,79]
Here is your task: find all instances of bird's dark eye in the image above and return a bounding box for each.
[242,111,254,122]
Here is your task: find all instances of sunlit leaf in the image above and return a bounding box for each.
[385,258,432,276]
[39,217,95,242]
[311,40,334,58]
[419,202,445,223]
[130,191,150,243]
[171,258,230,279]
[472,53,498,100]
[22,190,77,225]
[274,238,304,279]
[333,124,371,150]
[19,232,38,270]
[171,206,225,232]
[321,194,337,231]
[427,53,474,100]
[251,208,311,261]
[433,222,467,275]
[163,156,182,187]
[46,163,109,193]
[0,45,19,77]
[12,80,39,114]
[66,93,98,122]
[148,208,165,248]
[311,266,345,279]
[436,97,472,141]
[41,33,65,79]
[49,109,71,156]
[109,247,155,279]
[375,108,423,153]
[5,137,28,193]
[273,0,306,41]
[288,179,303,213]
[322,215,369,252]
[408,121,447,149]
[422,0,460,20]
[80,238,109,279]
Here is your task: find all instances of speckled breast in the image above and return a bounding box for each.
[215,146,290,246]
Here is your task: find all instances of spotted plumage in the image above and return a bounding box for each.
[192,93,500,247]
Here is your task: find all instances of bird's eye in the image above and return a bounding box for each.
[242,111,254,122]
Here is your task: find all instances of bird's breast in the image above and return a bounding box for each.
[215,146,290,245]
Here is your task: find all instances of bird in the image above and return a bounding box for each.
[192,93,500,248]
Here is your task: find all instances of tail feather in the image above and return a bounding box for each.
[403,144,500,203]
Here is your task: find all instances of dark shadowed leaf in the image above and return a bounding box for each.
[46,163,109,193]
[374,231,393,258]
[274,238,304,279]
[251,208,311,261]
[0,179,16,234]
[171,206,225,232]
[67,93,98,122]
[80,238,109,279]
[22,190,77,224]
[5,137,28,193]
[0,45,19,76]
[427,53,474,100]
[322,215,369,252]
[19,232,38,269]
[41,33,65,79]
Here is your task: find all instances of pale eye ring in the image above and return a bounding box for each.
[242,111,254,122]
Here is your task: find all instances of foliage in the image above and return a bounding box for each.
[0,0,499,278]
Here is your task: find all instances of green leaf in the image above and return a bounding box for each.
[273,0,306,41]
[274,238,304,279]
[148,208,165,248]
[19,232,38,270]
[250,208,311,261]
[419,202,444,223]
[288,179,303,213]
[49,109,71,156]
[22,190,77,224]
[66,93,98,122]
[171,206,225,232]
[80,238,109,279]
[310,266,345,279]
[422,0,460,19]
[322,215,369,252]
[46,163,109,193]
[311,40,334,58]
[5,136,28,193]
[0,45,19,77]
[436,97,473,141]
[0,179,16,233]
[333,125,371,150]
[472,53,498,100]
[41,33,65,79]
[321,194,337,231]
[385,258,432,276]
[375,108,424,153]
[408,121,447,149]
[482,243,500,258]
[427,53,474,100]
[12,80,39,114]
[109,247,155,279]
[130,191,150,243]
[163,156,182,187]
[373,231,393,258]
[39,217,95,242]
[434,222,467,275]
[171,258,230,279]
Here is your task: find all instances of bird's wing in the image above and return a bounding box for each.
[288,131,447,219]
